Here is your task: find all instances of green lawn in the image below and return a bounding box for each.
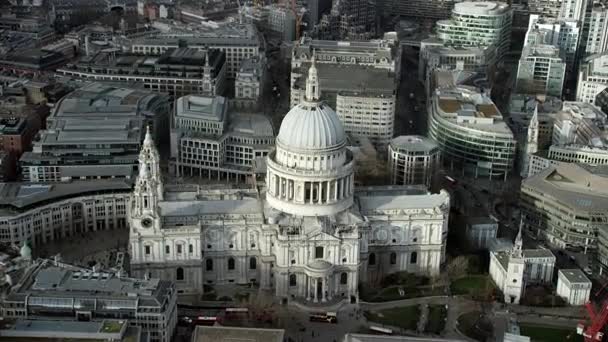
[364,306,420,331]
[360,285,447,302]
[520,324,583,342]
[425,305,447,334]
[101,320,124,333]
[451,275,496,298]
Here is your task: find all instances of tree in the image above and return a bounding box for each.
[447,256,469,280]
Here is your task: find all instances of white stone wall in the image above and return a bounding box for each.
[557,275,591,305]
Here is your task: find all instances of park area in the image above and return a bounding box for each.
[450,275,499,300]
[425,305,447,334]
[360,272,447,302]
[457,311,493,342]
[364,306,420,332]
[519,324,582,342]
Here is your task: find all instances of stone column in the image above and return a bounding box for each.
[334,180,338,200]
[306,275,311,301]
[326,181,331,203]
[321,277,327,302]
[319,181,324,203]
[326,276,332,301]
[313,278,318,303]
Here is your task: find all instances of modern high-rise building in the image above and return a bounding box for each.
[576,52,608,103]
[307,0,332,26]
[436,1,513,62]
[521,164,608,273]
[388,135,441,189]
[170,95,275,182]
[525,14,580,71]
[428,85,517,179]
[515,44,566,97]
[585,3,608,55]
[313,0,377,40]
[19,83,170,183]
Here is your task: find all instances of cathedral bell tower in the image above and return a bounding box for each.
[131,126,163,231]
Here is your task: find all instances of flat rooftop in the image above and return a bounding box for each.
[229,112,274,137]
[6,259,173,308]
[175,95,227,122]
[390,135,440,153]
[344,334,466,342]
[522,163,608,212]
[559,269,591,284]
[294,62,396,96]
[0,180,132,214]
[192,326,284,342]
[434,86,513,135]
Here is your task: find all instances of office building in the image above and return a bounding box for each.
[515,44,566,97]
[466,217,498,250]
[388,135,441,188]
[521,164,608,273]
[528,0,562,19]
[576,53,608,103]
[308,0,332,26]
[428,85,517,179]
[170,95,275,181]
[20,83,170,183]
[314,0,377,40]
[525,15,580,72]
[0,179,131,248]
[419,41,495,85]
[0,319,142,342]
[378,0,456,21]
[291,38,399,74]
[129,23,263,78]
[129,63,451,301]
[290,58,396,148]
[57,48,228,98]
[436,1,513,62]
[557,269,591,305]
[559,0,589,22]
[1,258,177,342]
[0,117,35,181]
[585,3,608,55]
[552,101,606,146]
[192,326,284,342]
[267,5,296,41]
[489,223,556,304]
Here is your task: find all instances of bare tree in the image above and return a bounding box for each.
[446,256,469,280]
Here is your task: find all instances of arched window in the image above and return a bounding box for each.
[249,257,257,270]
[390,252,397,265]
[289,274,297,286]
[340,272,348,284]
[206,259,213,271]
[410,252,418,264]
[228,257,235,270]
[369,253,376,266]
[176,267,184,281]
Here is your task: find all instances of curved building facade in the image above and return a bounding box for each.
[436,1,512,61]
[0,180,132,249]
[388,135,441,188]
[428,86,516,179]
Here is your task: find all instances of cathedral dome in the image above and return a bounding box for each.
[276,56,345,152]
[277,103,345,151]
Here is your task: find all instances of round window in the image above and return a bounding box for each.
[141,218,153,228]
